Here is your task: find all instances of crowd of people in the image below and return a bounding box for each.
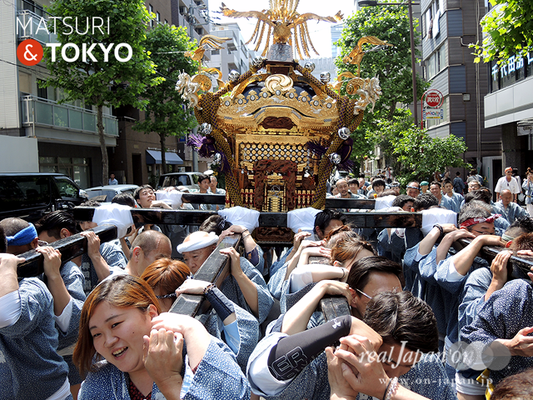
[2,169,533,400]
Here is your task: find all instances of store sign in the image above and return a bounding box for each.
[423,108,443,120]
[492,52,533,79]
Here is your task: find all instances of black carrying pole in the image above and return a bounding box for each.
[168,234,242,317]
[73,207,422,230]
[457,238,533,278]
[16,224,117,278]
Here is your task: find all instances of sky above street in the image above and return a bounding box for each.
[208,0,358,58]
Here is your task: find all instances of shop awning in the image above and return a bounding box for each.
[146,150,183,165]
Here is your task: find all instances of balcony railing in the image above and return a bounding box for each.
[21,95,118,137]
[16,9,57,44]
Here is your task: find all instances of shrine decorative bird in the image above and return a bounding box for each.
[185,34,232,62]
[220,0,343,59]
[342,36,393,76]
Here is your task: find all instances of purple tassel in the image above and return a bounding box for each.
[338,159,355,171]
[337,138,353,163]
[337,138,354,171]
[186,133,205,149]
[306,141,327,157]
[186,134,216,158]
[219,152,231,174]
[198,136,216,158]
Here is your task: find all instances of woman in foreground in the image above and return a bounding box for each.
[73,274,250,400]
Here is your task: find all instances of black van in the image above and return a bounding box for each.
[0,173,86,222]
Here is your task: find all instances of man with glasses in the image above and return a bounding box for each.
[468,180,481,192]
[495,167,521,202]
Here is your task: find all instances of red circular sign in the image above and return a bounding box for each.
[425,90,443,107]
[17,39,43,66]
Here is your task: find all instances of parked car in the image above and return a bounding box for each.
[84,184,139,202]
[158,172,204,191]
[0,173,86,222]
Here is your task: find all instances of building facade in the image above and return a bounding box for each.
[482,3,533,183]
[420,0,503,189]
[1,0,119,187]
[206,22,254,81]
[110,0,197,187]
[0,0,214,187]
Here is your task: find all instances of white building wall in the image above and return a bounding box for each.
[485,76,533,128]
[0,136,39,172]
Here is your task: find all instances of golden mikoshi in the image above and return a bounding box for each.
[179,2,390,222]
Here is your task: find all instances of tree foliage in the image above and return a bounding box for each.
[376,110,471,186]
[133,23,198,174]
[335,5,430,173]
[43,0,157,184]
[473,0,533,63]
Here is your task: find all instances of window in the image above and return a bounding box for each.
[427,54,436,79]
[40,157,91,188]
[22,0,44,16]
[425,8,433,38]
[426,46,445,80]
[0,176,50,211]
[490,52,533,93]
[149,5,154,27]
[437,45,445,72]
[55,177,80,198]
[37,79,47,99]
[19,72,31,94]
[490,61,500,92]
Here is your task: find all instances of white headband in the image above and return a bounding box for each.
[177,231,219,253]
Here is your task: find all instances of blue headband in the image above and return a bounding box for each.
[6,223,38,246]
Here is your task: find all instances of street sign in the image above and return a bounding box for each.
[424,90,443,107]
[421,89,444,128]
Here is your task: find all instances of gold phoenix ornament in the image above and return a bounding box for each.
[220,0,343,59]
[185,34,232,62]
